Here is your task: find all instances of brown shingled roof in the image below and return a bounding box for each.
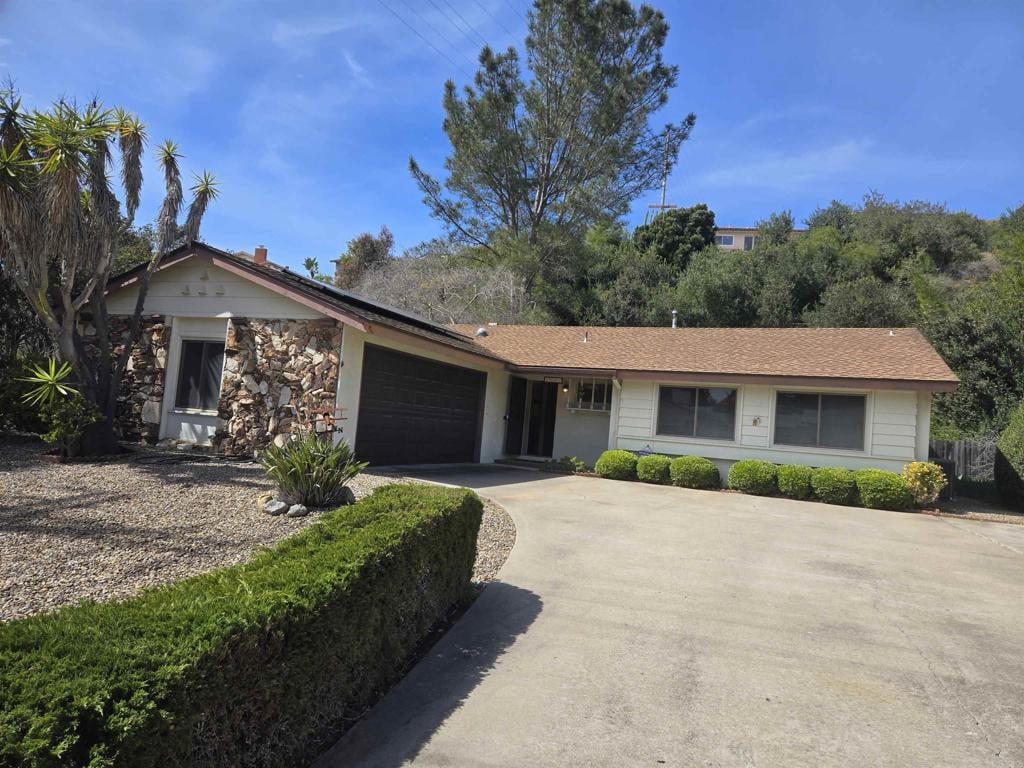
[452,325,958,390]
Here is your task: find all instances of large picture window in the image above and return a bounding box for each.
[175,340,225,411]
[656,386,737,440]
[774,392,866,451]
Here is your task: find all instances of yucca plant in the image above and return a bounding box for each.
[261,433,369,507]
[19,358,78,406]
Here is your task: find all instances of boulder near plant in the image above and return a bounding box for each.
[594,449,638,480]
[901,461,948,506]
[669,455,720,489]
[261,433,368,507]
[636,454,672,484]
[994,402,1024,511]
[777,464,813,500]
[727,459,778,495]
[854,469,914,510]
[810,467,857,505]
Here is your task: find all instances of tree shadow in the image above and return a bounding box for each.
[315,581,543,768]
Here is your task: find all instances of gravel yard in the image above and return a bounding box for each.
[0,437,515,622]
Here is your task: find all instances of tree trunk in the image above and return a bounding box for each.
[76,418,122,457]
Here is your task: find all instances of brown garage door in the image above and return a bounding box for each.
[355,344,486,465]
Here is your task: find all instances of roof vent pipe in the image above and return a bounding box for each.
[254,245,268,264]
[475,327,489,337]
[671,309,678,329]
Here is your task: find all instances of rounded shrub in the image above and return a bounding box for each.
[727,459,778,495]
[901,461,948,506]
[994,402,1024,511]
[777,464,813,500]
[594,449,638,481]
[636,454,671,484]
[811,467,857,505]
[855,469,913,510]
[669,455,720,489]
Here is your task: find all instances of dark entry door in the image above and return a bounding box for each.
[504,376,528,455]
[355,344,486,465]
[525,381,557,457]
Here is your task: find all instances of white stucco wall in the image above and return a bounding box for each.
[107,260,323,319]
[614,379,932,474]
[334,326,509,463]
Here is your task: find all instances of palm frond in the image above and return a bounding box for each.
[116,109,146,223]
[156,139,183,252]
[182,170,219,242]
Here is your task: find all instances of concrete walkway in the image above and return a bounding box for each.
[318,468,1024,767]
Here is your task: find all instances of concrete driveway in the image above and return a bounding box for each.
[318,469,1024,767]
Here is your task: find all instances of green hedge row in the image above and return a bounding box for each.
[0,484,483,767]
[595,450,921,511]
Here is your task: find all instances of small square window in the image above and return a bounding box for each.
[572,379,612,411]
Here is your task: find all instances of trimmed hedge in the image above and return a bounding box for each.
[811,467,857,505]
[727,459,778,495]
[854,469,913,510]
[595,449,638,480]
[669,455,720,489]
[0,485,483,767]
[777,464,813,500]
[636,454,671,484]
[995,402,1024,511]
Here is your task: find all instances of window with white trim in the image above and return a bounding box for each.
[571,379,612,411]
[656,386,737,440]
[175,340,225,411]
[773,392,866,451]
[715,234,734,246]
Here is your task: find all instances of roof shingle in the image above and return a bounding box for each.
[451,325,958,386]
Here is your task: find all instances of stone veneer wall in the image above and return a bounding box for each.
[213,318,342,455]
[84,316,172,444]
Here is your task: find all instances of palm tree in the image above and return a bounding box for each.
[0,86,218,453]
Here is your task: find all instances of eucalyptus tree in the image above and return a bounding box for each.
[410,0,695,290]
[0,87,217,451]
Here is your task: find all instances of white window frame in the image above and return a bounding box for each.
[715,234,734,246]
[570,378,613,412]
[172,336,227,415]
[654,384,739,443]
[768,387,872,456]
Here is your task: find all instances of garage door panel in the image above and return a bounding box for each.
[355,344,485,465]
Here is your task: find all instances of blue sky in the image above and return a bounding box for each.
[3,0,1023,271]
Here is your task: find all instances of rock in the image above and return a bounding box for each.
[259,380,269,395]
[256,492,274,514]
[141,399,162,424]
[243,374,260,393]
[337,486,356,505]
[286,504,308,518]
[265,499,288,516]
[278,386,292,407]
[273,434,290,448]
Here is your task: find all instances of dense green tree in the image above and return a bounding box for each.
[673,248,759,327]
[756,210,795,246]
[632,204,715,271]
[806,200,856,240]
[802,275,914,328]
[410,0,695,290]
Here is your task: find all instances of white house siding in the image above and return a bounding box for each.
[106,260,323,319]
[334,326,509,463]
[613,379,931,474]
[552,404,611,465]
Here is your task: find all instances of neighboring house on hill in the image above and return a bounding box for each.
[103,242,957,473]
[714,226,807,251]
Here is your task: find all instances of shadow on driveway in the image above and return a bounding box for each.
[316,582,543,768]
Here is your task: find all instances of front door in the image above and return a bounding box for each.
[525,380,557,457]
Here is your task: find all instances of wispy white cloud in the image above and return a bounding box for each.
[697,139,874,189]
[270,16,362,52]
[343,50,374,89]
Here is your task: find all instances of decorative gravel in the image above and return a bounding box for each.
[0,437,515,622]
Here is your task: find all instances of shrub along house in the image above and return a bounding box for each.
[103,242,958,473]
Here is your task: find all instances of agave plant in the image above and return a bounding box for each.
[261,433,369,507]
[19,358,78,406]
